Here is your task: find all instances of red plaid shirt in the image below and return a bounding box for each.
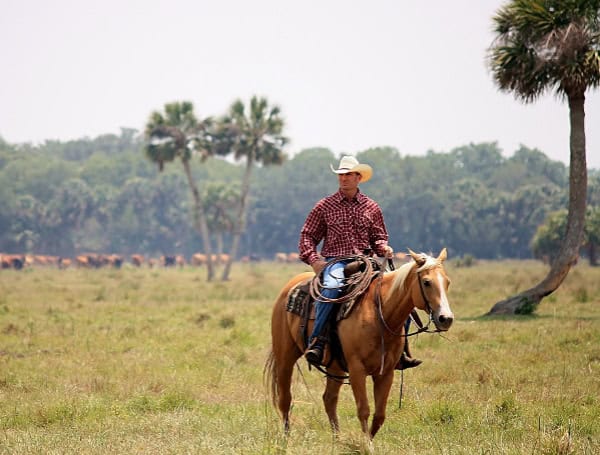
[299,189,389,265]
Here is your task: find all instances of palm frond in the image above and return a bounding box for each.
[489,0,600,99]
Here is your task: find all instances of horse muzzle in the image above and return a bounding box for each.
[433,312,454,332]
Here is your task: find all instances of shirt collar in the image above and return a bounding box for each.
[335,188,364,203]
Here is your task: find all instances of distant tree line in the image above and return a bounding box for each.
[0,131,599,262]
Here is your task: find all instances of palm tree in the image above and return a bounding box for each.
[215,96,288,281]
[145,101,216,280]
[586,205,600,265]
[487,0,600,314]
[203,181,240,257]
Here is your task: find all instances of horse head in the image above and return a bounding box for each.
[408,248,454,332]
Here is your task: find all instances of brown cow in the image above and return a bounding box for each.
[31,255,60,267]
[76,255,91,268]
[75,253,107,268]
[130,254,145,267]
[106,254,124,268]
[1,254,26,269]
[286,252,300,263]
[191,253,207,266]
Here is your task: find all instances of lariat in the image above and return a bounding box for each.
[308,255,376,303]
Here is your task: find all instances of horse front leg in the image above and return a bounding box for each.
[323,371,344,433]
[370,370,395,438]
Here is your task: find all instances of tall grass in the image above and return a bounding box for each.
[0,260,599,454]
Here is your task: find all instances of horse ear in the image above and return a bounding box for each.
[408,248,426,267]
[438,248,448,262]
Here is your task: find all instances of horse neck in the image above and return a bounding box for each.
[379,266,417,326]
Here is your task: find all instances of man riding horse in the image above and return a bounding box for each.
[298,155,421,370]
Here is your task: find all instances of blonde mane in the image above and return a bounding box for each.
[386,253,441,303]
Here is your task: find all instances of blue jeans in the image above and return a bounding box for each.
[309,258,351,343]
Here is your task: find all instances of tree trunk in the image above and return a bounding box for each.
[182,160,214,281]
[221,154,253,281]
[216,232,224,256]
[589,242,598,267]
[488,94,587,315]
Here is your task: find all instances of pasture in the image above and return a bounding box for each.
[1,259,599,454]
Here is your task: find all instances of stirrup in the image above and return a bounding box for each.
[305,345,323,366]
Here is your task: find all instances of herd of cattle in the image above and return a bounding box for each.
[1,251,410,270]
[0,252,303,270]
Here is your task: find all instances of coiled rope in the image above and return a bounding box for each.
[308,255,377,304]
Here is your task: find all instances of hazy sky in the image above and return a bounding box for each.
[1,0,599,168]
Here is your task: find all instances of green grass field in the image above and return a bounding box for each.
[1,260,599,454]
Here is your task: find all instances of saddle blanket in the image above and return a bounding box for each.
[285,279,359,321]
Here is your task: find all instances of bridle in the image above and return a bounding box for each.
[375,259,440,336]
[374,258,441,374]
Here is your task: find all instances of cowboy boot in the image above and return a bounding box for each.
[395,339,423,370]
[305,336,327,366]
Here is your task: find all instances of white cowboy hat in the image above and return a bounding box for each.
[330,156,373,183]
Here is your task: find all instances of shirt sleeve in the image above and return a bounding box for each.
[299,202,326,265]
[370,204,389,257]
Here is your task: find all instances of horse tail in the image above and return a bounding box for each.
[263,349,278,408]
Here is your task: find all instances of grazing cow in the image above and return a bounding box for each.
[130,254,145,267]
[208,254,229,265]
[176,255,186,267]
[75,255,91,268]
[241,254,261,263]
[1,254,25,270]
[75,253,106,268]
[161,255,177,267]
[31,255,60,267]
[286,252,300,263]
[106,254,124,268]
[191,253,207,266]
[88,254,105,268]
[275,252,287,262]
[58,257,72,269]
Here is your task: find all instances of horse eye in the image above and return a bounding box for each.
[423,279,432,287]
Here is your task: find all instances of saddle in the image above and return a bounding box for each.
[285,257,382,370]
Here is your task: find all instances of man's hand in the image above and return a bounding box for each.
[311,260,327,275]
[383,245,394,259]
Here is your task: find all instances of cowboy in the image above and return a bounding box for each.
[298,155,422,369]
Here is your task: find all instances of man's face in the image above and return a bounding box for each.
[338,172,361,192]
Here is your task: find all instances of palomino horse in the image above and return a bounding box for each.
[265,248,454,439]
